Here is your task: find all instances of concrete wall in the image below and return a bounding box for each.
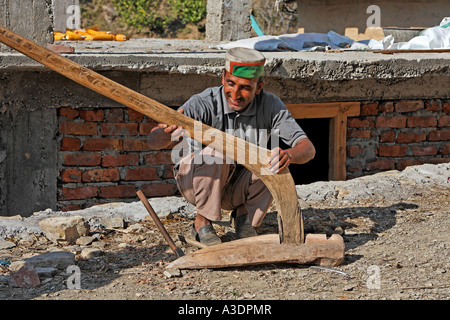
[0,0,53,52]
[296,0,450,34]
[206,0,252,41]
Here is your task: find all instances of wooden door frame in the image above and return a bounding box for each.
[285,102,361,181]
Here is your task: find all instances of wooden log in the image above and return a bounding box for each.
[166,234,345,269]
[0,25,304,245]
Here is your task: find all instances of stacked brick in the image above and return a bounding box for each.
[346,99,450,179]
[57,106,177,211]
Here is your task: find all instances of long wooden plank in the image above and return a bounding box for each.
[167,234,345,269]
[0,25,304,244]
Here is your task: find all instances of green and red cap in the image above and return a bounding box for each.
[225,47,266,79]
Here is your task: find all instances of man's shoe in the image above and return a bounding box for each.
[231,212,257,239]
[190,223,222,246]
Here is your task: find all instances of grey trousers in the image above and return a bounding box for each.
[174,147,273,227]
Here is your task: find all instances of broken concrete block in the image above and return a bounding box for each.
[22,251,75,270]
[35,267,58,278]
[80,247,103,260]
[75,235,97,246]
[9,263,40,288]
[89,216,124,229]
[0,239,16,250]
[39,216,90,243]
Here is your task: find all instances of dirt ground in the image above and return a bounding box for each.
[0,165,449,304]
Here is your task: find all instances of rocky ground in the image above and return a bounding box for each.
[0,163,448,303]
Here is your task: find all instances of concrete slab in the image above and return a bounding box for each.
[0,39,449,83]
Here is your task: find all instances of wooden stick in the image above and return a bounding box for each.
[136,190,184,257]
[0,25,304,244]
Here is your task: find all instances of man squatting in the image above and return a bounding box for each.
[148,47,316,246]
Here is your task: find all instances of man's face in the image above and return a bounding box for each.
[222,70,264,112]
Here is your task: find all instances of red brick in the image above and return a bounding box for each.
[407,116,437,128]
[104,108,124,122]
[396,132,426,144]
[430,157,450,163]
[347,145,362,158]
[347,129,371,138]
[102,154,140,167]
[378,145,408,157]
[395,100,424,113]
[380,131,395,143]
[347,162,362,173]
[59,186,97,200]
[63,153,101,166]
[127,108,144,121]
[412,145,437,156]
[100,123,138,136]
[61,168,82,183]
[59,107,79,119]
[60,137,81,151]
[396,159,425,170]
[82,168,120,182]
[428,129,450,141]
[440,144,450,155]
[99,185,136,198]
[9,264,40,288]
[347,118,373,128]
[59,121,98,135]
[360,103,378,116]
[139,122,159,135]
[141,183,177,197]
[124,167,159,181]
[443,102,450,113]
[83,138,122,151]
[61,204,82,212]
[162,165,174,179]
[123,139,154,151]
[438,115,450,127]
[376,116,406,128]
[425,100,441,112]
[144,152,173,165]
[79,109,104,121]
[366,159,395,171]
[379,101,394,113]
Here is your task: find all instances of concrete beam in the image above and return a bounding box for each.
[0,0,53,52]
[206,0,252,41]
[0,108,57,217]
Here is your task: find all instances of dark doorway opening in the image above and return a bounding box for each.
[280,118,330,185]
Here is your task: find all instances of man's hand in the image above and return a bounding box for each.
[268,139,316,174]
[148,108,185,150]
[268,147,292,174]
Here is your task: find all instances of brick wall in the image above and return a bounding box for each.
[57,106,177,211]
[56,98,450,211]
[347,99,450,179]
